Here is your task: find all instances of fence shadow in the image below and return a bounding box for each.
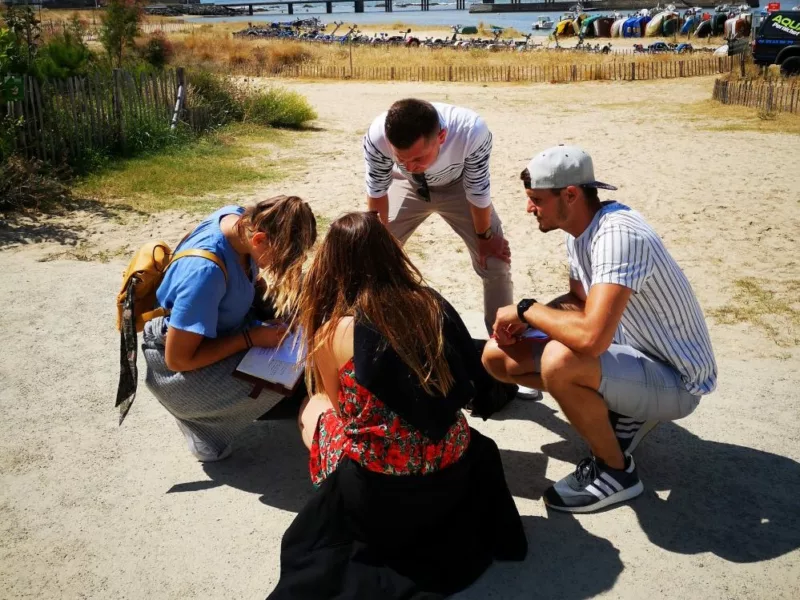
[0,199,146,250]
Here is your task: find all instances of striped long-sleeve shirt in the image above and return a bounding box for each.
[363,103,493,208]
[566,202,718,396]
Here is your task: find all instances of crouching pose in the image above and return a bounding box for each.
[483,146,717,513]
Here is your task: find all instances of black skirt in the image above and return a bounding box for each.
[266,428,527,600]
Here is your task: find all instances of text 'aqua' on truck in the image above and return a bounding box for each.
[752,10,800,76]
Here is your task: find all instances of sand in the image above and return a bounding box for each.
[1,77,799,599]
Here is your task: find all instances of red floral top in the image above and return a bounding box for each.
[309,358,471,486]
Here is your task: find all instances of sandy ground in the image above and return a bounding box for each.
[1,77,800,600]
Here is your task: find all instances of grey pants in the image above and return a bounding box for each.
[142,317,284,459]
[388,178,514,333]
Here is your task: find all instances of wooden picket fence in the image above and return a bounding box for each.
[260,55,736,83]
[712,78,800,114]
[4,68,209,165]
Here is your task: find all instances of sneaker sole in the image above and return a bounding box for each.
[624,420,659,455]
[176,420,232,462]
[545,481,644,514]
[515,386,543,401]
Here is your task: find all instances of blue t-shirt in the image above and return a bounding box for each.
[156,206,257,338]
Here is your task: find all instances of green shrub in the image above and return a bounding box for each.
[243,87,317,128]
[100,0,143,68]
[0,27,25,77]
[2,6,40,75]
[35,19,94,79]
[187,69,244,126]
[186,70,316,129]
[139,33,173,69]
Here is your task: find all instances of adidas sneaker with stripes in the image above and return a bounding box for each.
[544,454,644,513]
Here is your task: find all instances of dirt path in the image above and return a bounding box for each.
[1,77,799,599]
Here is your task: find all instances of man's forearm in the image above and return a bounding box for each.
[546,292,585,312]
[468,203,492,234]
[522,303,599,356]
[367,194,389,225]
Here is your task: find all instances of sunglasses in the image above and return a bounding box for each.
[411,173,431,202]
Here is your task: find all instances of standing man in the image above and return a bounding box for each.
[363,98,513,334]
[482,145,717,513]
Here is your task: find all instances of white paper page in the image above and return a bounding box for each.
[269,327,305,364]
[236,347,303,388]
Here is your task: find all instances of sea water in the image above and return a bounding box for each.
[190,0,771,37]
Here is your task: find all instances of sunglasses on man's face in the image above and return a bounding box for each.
[411,173,431,202]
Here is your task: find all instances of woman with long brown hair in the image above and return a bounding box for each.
[141,196,317,462]
[268,211,526,600]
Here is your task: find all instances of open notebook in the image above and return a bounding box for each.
[232,326,305,397]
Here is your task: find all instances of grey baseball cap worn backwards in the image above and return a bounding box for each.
[525,145,617,191]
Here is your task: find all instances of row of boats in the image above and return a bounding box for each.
[545,4,759,39]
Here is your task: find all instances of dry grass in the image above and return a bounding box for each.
[681,100,800,135]
[709,278,800,347]
[37,8,177,25]
[170,28,723,77]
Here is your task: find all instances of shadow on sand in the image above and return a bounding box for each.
[167,396,800,598]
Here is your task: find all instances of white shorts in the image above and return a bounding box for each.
[598,344,701,421]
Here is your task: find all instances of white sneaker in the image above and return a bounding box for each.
[516,385,543,401]
[175,419,232,462]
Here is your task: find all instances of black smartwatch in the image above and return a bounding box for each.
[476,227,493,240]
[517,298,537,325]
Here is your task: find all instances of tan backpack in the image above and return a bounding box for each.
[115,239,228,333]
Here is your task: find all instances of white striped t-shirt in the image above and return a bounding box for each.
[363,103,493,208]
[566,202,717,396]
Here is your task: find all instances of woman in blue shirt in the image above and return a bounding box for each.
[142,196,317,462]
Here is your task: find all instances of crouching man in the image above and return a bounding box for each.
[482,145,717,513]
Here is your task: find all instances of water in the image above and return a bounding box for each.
[189,1,771,36]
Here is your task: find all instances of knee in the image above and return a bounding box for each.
[472,257,511,281]
[540,341,583,390]
[481,341,516,383]
[297,394,313,434]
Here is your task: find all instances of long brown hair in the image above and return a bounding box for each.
[238,195,317,318]
[296,211,453,397]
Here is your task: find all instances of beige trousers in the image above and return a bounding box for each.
[388,177,514,333]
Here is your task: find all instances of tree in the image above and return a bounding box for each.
[99,0,143,68]
[2,5,41,74]
[36,17,94,79]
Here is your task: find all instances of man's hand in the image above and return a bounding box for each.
[491,304,528,346]
[477,233,511,269]
[367,194,389,226]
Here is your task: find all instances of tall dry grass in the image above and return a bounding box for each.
[170,30,723,77]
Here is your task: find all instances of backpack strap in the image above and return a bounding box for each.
[139,250,230,326]
[167,249,229,282]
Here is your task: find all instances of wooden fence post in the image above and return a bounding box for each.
[171,67,186,130]
[630,62,636,81]
[112,68,126,154]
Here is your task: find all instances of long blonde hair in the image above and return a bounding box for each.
[296,211,454,397]
[238,195,317,318]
